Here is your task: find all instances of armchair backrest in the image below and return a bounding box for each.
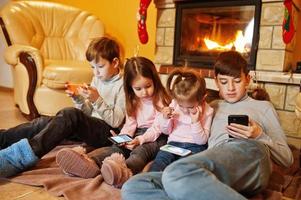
[1,1,104,61]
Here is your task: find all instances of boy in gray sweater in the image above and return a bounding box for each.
[121,51,293,200]
[0,37,125,178]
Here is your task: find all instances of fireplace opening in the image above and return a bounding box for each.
[173,0,261,70]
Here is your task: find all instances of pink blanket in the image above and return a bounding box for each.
[9,144,121,200]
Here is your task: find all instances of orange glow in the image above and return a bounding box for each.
[204,30,250,53]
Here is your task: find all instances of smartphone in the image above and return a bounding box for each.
[228,115,249,126]
[66,83,85,95]
[160,144,192,157]
[109,135,133,145]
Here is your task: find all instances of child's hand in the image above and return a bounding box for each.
[110,130,136,149]
[227,118,262,139]
[65,83,82,100]
[65,89,76,97]
[79,85,100,103]
[110,130,118,137]
[125,138,140,150]
[189,106,201,123]
[161,107,174,119]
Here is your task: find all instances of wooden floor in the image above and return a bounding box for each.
[0,89,63,200]
[0,89,28,128]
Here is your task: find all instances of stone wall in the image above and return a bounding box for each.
[154,0,301,147]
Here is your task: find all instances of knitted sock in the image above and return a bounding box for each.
[0,138,39,178]
[56,148,100,178]
[101,153,133,188]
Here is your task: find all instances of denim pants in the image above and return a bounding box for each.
[150,141,207,171]
[0,107,118,158]
[122,139,271,200]
[89,129,168,174]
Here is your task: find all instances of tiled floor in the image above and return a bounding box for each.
[0,89,64,200]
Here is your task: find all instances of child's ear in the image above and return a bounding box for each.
[246,74,251,85]
[112,57,120,68]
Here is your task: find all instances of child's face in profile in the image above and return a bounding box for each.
[131,75,154,99]
[90,57,119,81]
[215,72,250,103]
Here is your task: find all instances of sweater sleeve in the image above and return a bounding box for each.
[91,80,126,128]
[136,112,164,144]
[255,103,293,168]
[190,103,214,144]
[72,94,93,116]
[119,115,137,138]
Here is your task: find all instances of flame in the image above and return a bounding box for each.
[204,30,251,53]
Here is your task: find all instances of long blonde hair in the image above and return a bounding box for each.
[166,69,206,103]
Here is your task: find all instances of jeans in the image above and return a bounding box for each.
[150,141,207,171]
[89,129,167,174]
[0,116,52,149]
[0,107,118,158]
[122,139,271,200]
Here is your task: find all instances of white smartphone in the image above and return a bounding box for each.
[160,144,192,156]
[109,135,133,144]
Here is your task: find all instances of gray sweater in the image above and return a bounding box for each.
[209,94,293,168]
[74,73,125,128]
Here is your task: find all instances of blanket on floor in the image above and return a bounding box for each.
[5,143,301,200]
[9,143,121,200]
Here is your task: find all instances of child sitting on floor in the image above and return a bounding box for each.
[132,69,214,171]
[56,56,171,187]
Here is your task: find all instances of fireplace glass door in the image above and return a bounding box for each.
[173,0,261,69]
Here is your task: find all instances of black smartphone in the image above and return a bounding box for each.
[109,134,133,144]
[228,115,249,126]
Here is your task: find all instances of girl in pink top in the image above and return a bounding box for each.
[56,56,170,187]
[137,69,214,171]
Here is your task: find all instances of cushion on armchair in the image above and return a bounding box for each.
[43,60,93,89]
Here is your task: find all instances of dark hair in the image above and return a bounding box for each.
[123,57,171,117]
[166,69,206,103]
[214,51,249,77]
[86,36,120,64]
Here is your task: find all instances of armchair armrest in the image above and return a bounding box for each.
[4,44,43,119]
[4,44,44,86]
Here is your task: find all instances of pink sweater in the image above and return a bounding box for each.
[119,98,161,138]
[138,99,214,145]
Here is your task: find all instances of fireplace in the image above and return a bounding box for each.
[173,0,261,69]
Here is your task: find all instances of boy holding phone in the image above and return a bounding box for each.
[0,37,125,178]
[122,51,293,200]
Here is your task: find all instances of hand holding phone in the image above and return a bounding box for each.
[65,83,86,95]
[228,115,249,126]
[227,115,249,138]
[109,134,133,145]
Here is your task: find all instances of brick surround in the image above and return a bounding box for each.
[154,0,301,146]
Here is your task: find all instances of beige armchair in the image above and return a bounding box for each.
[0,1,104,119]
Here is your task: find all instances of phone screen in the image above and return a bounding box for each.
[160,144,191,156]
[110,135,132,144]
[228,115,249,126]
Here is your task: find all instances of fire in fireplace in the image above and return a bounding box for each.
[173,0,261,70]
